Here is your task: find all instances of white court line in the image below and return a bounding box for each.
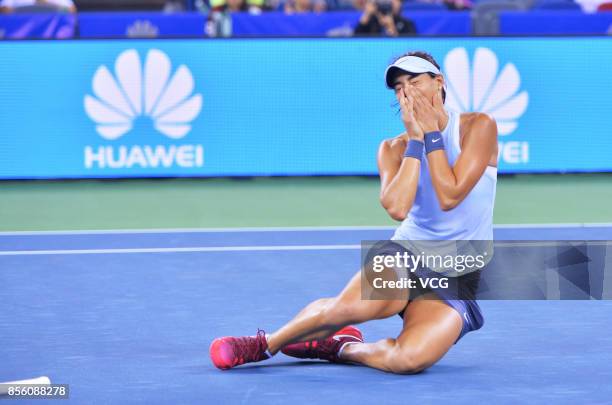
[0,226,395,236]
[0,244,362,256]
[1,223,612,236]
[3,241,610,257]
[494,241,612,247]
[493,223,612,229]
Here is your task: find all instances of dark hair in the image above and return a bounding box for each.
[390,51,446,103]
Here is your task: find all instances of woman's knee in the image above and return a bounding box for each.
[386,345,432,374]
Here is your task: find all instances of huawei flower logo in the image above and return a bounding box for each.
[443,47,528,136]
[84,49,202,140]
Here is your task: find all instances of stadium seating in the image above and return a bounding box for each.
[3,0,612,38]
[532,0,582,10]
[74,0,166,11]
[11,4,66,12]
[472,0,527,35]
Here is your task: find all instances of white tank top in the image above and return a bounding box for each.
[392,109,497,241]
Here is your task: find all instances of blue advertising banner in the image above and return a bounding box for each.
[0,37,610,179]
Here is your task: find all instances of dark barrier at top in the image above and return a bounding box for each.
[230,11,470,36]
[0,11,470,39]
[78,12,206,38]
[499,11,612,35]
[5,10,612,39]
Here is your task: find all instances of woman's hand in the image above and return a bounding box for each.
[364,0,377,15]
[360,1,377,23]
[412,88,442,133]
[399,86,424,141]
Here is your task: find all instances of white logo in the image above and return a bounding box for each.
[126,20,159,38]
[332,335,363,342]
[432,138,441,143]
[84,49,202,140]
[443,47,528,136]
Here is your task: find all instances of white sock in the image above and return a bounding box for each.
[264,334,275,358]
[338,341,360,359]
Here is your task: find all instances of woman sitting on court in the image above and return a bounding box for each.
[209,51,497,374]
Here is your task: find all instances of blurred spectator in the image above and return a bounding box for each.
[354,0,416,36]
[208,0,263,13]
[206,0,265,38]
[0,0,76,12]
[226,0,248,11]
[441,0,472,10]
[284,0,327,13]
[575,0,609,12]
[164,0,186,12]
[246,0,264,13]
[352,0,367,9]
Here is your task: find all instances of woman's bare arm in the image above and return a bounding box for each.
[378,87,425,221]
[412,89,497,211]
[377,139,420,221]
[425,114,497,210]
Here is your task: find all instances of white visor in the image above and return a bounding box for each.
[384,55,443,88]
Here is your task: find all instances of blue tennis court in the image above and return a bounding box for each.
[2,225,612,404]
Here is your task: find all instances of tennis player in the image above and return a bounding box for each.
[210,51,497,374]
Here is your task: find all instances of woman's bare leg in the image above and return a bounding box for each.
[340,297,462,374]
[266,269,408,354]
[210,264,410,369]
